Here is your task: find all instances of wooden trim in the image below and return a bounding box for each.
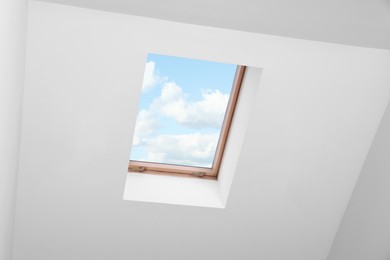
[129,160,213,175]
[129,161,217,180]
[210,65,246,177]
[128,65,246,179]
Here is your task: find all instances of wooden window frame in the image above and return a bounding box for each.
[128,65,246,180]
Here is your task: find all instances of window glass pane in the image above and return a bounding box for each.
[130,53,237,168]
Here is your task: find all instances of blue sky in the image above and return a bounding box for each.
[130,53,237,168]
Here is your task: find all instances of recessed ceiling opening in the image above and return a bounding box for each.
[124,54,262,208]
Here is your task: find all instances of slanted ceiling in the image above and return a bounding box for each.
[13,1,390,260]
[39,0,390,50]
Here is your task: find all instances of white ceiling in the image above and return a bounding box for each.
[39,0,390,49]
[13,2,390,260]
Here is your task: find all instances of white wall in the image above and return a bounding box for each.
[13,1,390,260]
[327,102,390,260]
[0,0,28,259]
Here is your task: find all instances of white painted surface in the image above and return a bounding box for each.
[125,174,224,208]
[124,67,262,208]
[218,67,263,206]
[37,0,390,50]
[0,0,28,259]
[327,102,390,260]
[13,2,390,260]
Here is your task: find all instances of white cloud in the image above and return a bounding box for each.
[146,133,219,167]
[142,61,163,92]
[132,109,159,146]
[151,82,230,128]
[132,62,230,166]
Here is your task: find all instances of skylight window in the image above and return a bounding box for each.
[129,53,245,179]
